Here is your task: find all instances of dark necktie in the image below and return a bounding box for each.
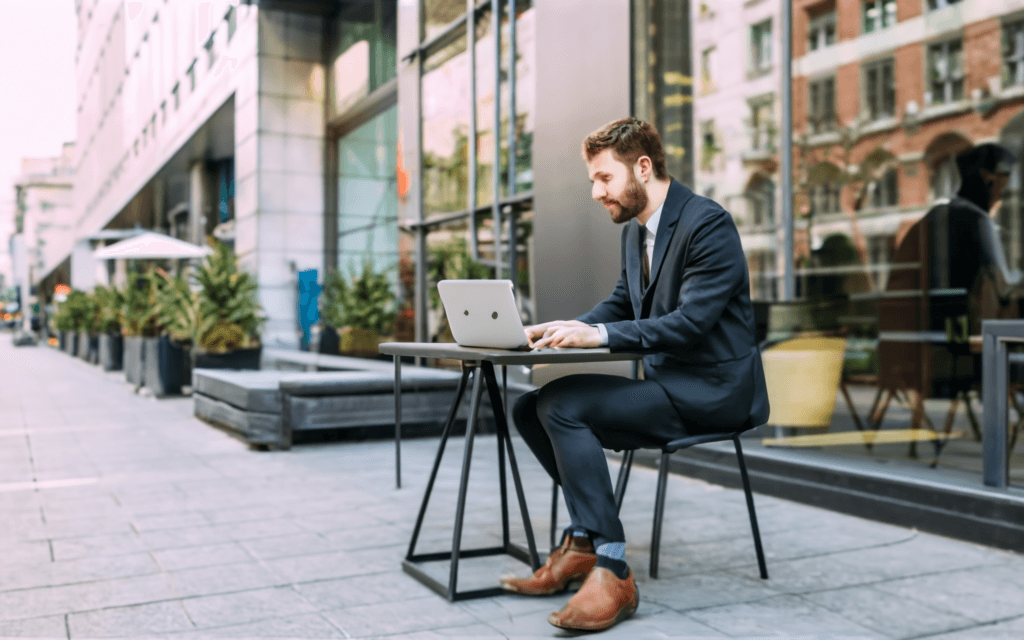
[639,226,650,291]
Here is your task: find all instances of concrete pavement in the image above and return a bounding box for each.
[2,334,1024,639]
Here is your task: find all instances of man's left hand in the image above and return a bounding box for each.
[526,320,602,349]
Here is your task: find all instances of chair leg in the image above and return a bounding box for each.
[734,435,768,580]
[614,450,634,514]
[649,452,671,579]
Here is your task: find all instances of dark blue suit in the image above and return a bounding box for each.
[513,180,769,545]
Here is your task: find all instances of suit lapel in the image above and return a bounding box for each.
[645,180,689,299]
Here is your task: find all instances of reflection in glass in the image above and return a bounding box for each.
[422,31,470,215]
[337,106,399,279]
[422,0,464,42]
[499,0,535,196]
[475,8,495,208]
[331,1,397,118]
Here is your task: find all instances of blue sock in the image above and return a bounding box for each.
[594,540,630,579]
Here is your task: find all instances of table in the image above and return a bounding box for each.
[379,342,643,602]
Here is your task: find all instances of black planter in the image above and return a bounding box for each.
[317,325,339,354]
[193,346,262,371]
[99,333,124,371]
[88,334,100,364]
[143,336,190,397]
[124,335,145,386]
[57,332,66,351]
[76,331,91,361]
[65,331,79,356]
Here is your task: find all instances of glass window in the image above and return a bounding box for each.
[1005,20,1024,88]
[863,0,896,34]
[863,58,895,120]
[808,76,836,133]
[746,176,775,226]
[421,30,470,215]
[808,10,836,51]
[750,99,775,152]
[331,1,398,117]
[337,106,399,277]
[750,20,772,74]
[474,8,496,208]
[501,0,535,197]
[932,154,960,198]
[866,167,899,209]
[701,46,716,93]
[422,0,464,42]
[809,183,841,216]
[633,0,693,183]
[927,40,964,105]
[700,120,719,171]
[927,0,963,10]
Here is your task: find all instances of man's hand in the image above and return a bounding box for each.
[525,320,602,349]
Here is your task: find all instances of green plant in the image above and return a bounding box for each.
[192,239,263,352]
[321,260,395,335]
[152,270,208,346]
[120,268,160,337]
[92,285,124,334]
[427,237,491,312]
[58,290,95,332]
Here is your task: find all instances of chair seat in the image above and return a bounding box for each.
[663,420,756,452]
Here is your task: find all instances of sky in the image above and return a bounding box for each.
[0,0,78,206]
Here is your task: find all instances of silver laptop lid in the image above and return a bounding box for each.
[437,279,527,349]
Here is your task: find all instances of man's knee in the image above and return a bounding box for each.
[536,377,589,432]
[512,389,541,432]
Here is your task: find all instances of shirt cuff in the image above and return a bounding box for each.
[593,324,609,346]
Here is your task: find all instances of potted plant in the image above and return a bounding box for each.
[94,285,124,371]
[320,260,395,357]
[188,239,264,369]
[53,300,76,353]
[59,290,92,358]
[120,267,159,387]
[427,238,490,343]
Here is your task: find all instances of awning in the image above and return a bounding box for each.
[92,232,212,260]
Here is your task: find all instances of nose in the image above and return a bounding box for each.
[592,181,605,201]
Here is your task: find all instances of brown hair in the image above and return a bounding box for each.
[582,117,669,180]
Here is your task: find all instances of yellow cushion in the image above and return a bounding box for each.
[761,337,847,427]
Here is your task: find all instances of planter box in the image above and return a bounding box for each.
[76,331,90,360]
[317,325,340,354]
[99,333,124,371]
[193,346,262,371]
[64,331,79,356]
[57,332,66,351]
[143,336,190,397]
[123,335,145,386]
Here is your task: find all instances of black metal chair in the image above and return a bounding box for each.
[550,425,768,580]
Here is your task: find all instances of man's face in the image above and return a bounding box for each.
[587,149,649,224]
[980,168,1011,210]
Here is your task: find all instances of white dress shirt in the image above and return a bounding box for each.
[594,202,665,346]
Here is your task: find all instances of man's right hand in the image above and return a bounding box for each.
[525,320,601,349]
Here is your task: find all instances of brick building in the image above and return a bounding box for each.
[786,0,1024,292]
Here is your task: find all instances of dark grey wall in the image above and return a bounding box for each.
[532,0,632,322]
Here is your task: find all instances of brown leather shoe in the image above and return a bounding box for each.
[547,567,638,631]
[500,535,597,595]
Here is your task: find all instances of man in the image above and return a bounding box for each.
[500,117,770,631]
[877,143,1019,432]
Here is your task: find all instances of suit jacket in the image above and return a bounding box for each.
[577,180,770,433]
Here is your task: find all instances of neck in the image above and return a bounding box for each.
[636,178,671,225]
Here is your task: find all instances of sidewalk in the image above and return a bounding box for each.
[2,336,1024,640]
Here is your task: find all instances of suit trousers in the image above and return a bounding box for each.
[512,373,688,544]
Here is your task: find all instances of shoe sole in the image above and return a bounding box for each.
[500,576,587,596]
[547,591,640,631]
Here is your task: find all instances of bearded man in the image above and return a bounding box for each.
[500,117,769,631]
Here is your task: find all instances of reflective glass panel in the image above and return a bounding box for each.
[422,30,470,215]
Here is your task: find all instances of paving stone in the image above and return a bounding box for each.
[49,532,147,561]
[293,571,439,609]
[802,583,978,638]
[0,552,159,593]
[0,614,68,638]
[67,600,195,637]
[181,586,317,628]
[0,574,177,622]
[321,595,479,638]
[166,562,282,598]
[919,615,1024,639]
[151,542,254,572]
[165,612,345,638]
[873,564,1024,624]
[638,570,780,611]
[685,594,885,638]
[264,549,394,583]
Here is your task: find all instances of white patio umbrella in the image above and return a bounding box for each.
[93,232,212,260]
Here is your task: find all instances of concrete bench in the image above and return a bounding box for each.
[261,348,395,373]
[192,366,467,450]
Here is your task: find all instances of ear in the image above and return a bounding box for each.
[979,168,995,185]
[635,155,653,182]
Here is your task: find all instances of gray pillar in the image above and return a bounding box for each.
[188,161,208,246]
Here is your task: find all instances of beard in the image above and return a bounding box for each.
[604,172,649,224]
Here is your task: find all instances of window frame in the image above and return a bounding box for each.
[926,37,965,106]
[1003,18,1024,89]
[863,0,897,34]
[749,97,775,152]
[861,57,896,122]
[927,0,963,11]
[807,9,836,52]
[808,75,836,133]
[749,19,773,75]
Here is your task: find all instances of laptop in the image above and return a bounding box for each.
[437,279,530,350]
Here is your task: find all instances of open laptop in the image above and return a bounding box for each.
[437,279,530,350]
